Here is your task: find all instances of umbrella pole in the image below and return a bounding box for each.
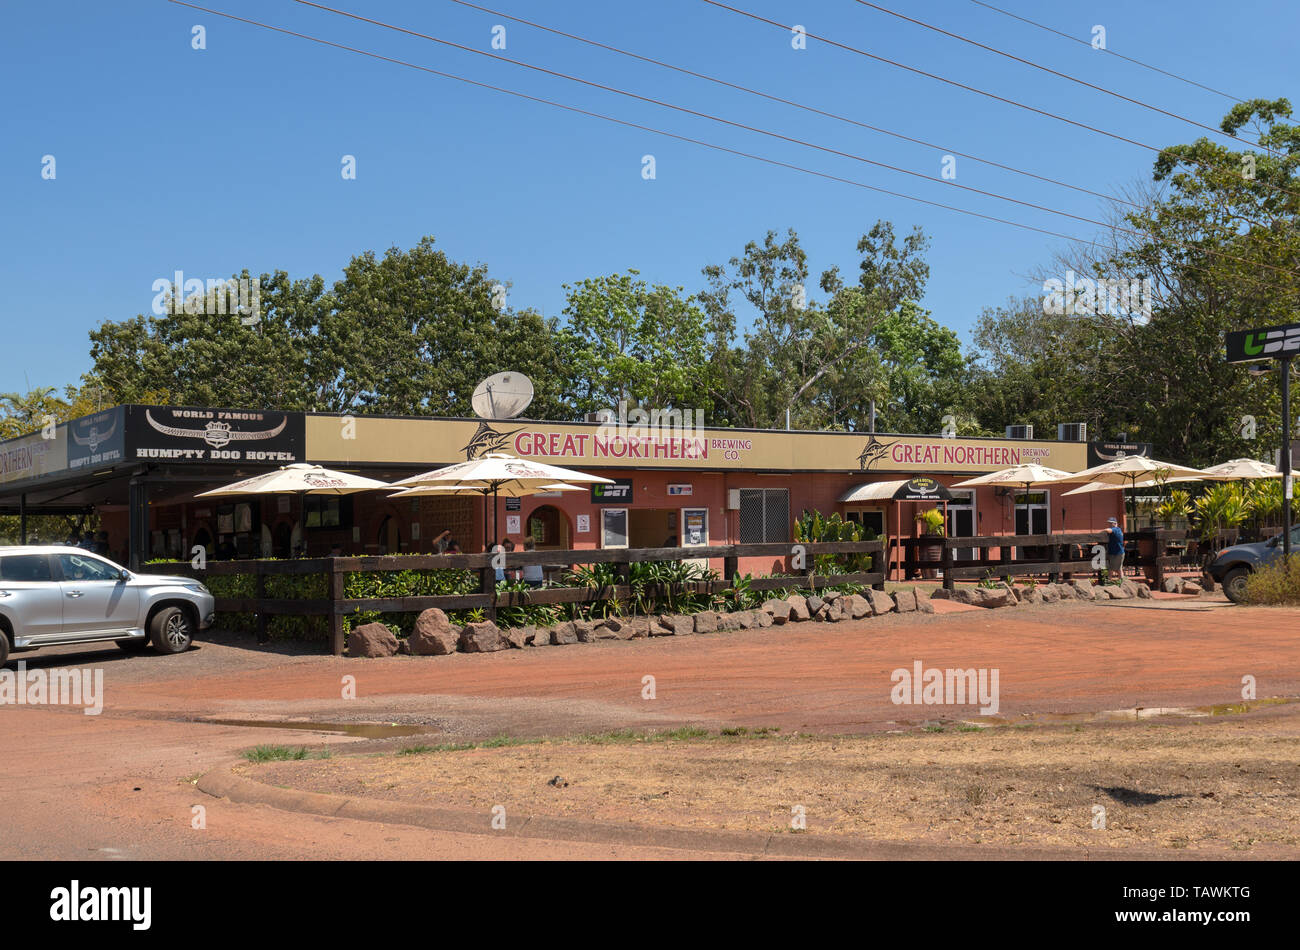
[482,492,488,552]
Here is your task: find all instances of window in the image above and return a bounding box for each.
[0,555,53,583]
[305,496,352,529]
[739,488,790,543]
[1014,491,1050,535]
[601,508,628,548]
[58,553,119,582]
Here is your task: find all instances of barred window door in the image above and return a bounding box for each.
[739,488,791,543]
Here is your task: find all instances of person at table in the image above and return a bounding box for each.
[522,538,544,588]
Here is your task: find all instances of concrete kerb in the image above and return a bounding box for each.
[196,759,1197,861]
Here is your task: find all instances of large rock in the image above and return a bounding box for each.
[762,599,793,624]
[719,611,747,631]
[572,619,597,643]
[501,625,532,648]
[694,610,719,634]
[529,625,553,646]
[1038,583,1059,604]
[1103,585,1127,599]
[1119,578,1140,599]
[785,595,811,622]
[1055,582,1079,601]
[914,591,934,614]
[864,588,896,616]
[648,617,674,637]
[349,622,399,658]
[941,587,982,606]
[893,588,917,613]
[846,593,872,619]
[660,614,695,636]
[751,608,774,628]
[408,609,460,656]
[1163,576,1182,594]
[552,621,580,645]
[1180,579,1203,595]
[459,620,506,653]
[1020,585,1042,605]
[805,594,825,615]
[1072,580,1096,600]
[1136,583,1152,599]
[978,588,1011,608]
[618,616,651,639]
[590,621,621,640]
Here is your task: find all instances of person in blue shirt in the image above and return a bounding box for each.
[1104,516,1125,579]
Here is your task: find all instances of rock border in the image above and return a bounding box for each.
[346,580,1147,657]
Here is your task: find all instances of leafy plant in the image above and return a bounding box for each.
[914,507,946,537]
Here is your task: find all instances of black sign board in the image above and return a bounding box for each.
[591,479,633,503]
[126,406,304,463]
[505,497,521,511]
[67,407,126,471]
[893,477,953,502]
[1087,441,1153,467]
[1226,322,1300,363]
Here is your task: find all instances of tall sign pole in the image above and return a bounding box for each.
[1226,323,1300,561]
[1282,356,1293,560]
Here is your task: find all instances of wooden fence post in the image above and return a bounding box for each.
[480,564,498,622]
[328,562,345,657]
[255,561,268,645]
[942,541,955,590]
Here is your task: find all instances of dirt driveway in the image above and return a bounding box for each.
[1,597,1296,859]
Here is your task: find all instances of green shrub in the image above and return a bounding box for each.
[1242,557,1300,605]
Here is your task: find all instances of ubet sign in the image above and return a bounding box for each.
[1225,322,1300,362]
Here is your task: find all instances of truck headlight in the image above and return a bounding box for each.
[185,582,210,595]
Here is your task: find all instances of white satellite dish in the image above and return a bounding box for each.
[472,372,534,420]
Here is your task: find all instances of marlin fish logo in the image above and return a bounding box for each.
[858,434,895,471]
[462,421,522,460]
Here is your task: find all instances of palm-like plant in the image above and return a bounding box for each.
[1191,483,1247,543]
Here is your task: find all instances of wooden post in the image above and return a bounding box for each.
[480,564,498,622]
[999,544,1012,584]
[328,562,346,657]
[255,561,268,645]
[942,540,955,590]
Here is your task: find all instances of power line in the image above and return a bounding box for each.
[847,0,1258,149]
[162,1,1297,295]
[286,0,1133,235]
[967,0,1247,104]
[699,0,1300,206]
[438,0,1140,209]
[290,0,1300,279]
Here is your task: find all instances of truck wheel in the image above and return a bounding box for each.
[1221,567,1250,604]
[150,606,194,654]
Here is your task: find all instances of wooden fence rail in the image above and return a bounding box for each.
[143,541,887,655]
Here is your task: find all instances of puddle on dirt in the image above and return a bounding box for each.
[200,718,438,739]
[949,697,1296,729]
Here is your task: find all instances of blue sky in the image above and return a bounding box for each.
[2,0,1295,394]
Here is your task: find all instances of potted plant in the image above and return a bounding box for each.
[914,507,946,579]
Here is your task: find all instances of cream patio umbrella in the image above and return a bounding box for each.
[952,463,1077,534]
[196,463,394,556]
[1199,458,1282,481]
[391,454,613,550]
[1047,456,1210,522]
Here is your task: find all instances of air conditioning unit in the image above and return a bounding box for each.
[584,410,614,424]
[1057,422,1087,442]
[1005,424,1033,440]
[727,489,741,510]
